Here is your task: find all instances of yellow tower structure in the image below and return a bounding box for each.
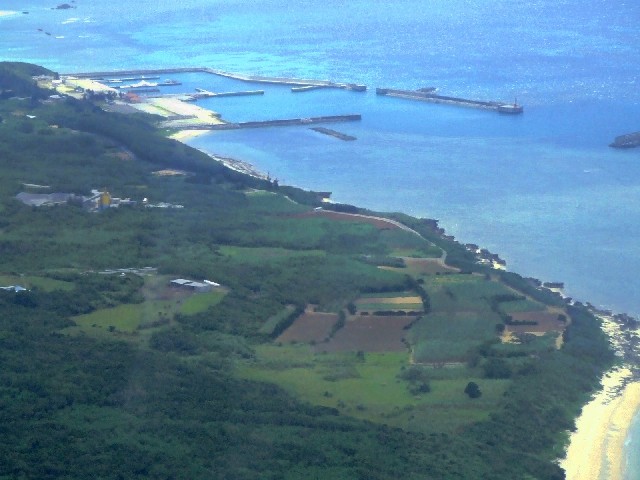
[99,189,111,209]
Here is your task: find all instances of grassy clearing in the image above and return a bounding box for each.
[244,190,310,214]
[219,245,325,263]
[70,301,173,333]
[0,274,74,291]
[499,298,547,313]
[377,229,441,258]
[237,345,508,433]
[260,305,297,335]
[384,258,457,276]
[179,291,226,315]
[66,273,225,338]
[391,378,511,432]
[238,347,416,422]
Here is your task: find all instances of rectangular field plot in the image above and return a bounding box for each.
[355,294,424,313]
[382,257,458,276]
[409,311,502,363]
[354,292,423,314]
[316,316,416,353]
[498,298,546,313]
[276,311,338,343]
[422,274,514,312]
[506,311,567,334]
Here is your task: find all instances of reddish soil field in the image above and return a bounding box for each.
[276,312,338,343]
[315,315,416,353]
[293,210,401,230]
[506,311,567,334]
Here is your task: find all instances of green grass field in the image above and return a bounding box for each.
[409,311,502,363]
[260,305,297,335]
[179,290,226,315]
[498,298,547,313]
[0,274,74,291]
[219,245,325,263]
[377,229,442,258]
[237,345,509,433]
[67,289,225,337]
[70,302,157,332]
[423,274,514,312]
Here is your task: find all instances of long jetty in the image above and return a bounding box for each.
[310,127,356,141]
[376,87,523,114]
[159,114,361,131]
[63,67,366,91]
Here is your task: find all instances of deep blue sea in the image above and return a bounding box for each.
[2,1,640,476]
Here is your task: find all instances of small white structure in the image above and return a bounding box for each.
[170,279,213,293]
[0,285,28,292]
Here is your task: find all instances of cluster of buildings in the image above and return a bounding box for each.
[16,188,136,211]
[170,278,220,293]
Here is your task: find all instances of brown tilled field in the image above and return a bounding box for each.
[315,315,416,353]
[505,311,566,335]
[276,311,338,343]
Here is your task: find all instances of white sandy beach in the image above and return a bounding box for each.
[561,367,640,480]
[168,129,208,141]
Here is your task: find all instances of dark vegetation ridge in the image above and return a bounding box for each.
[0,62,615,479]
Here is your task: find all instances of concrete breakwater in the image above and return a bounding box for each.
[376,87,523,114]
[192,89,264,99]
[203,68,367,91]
[310,127,356,141]
[64,67,366,91]
[160,114,362,131]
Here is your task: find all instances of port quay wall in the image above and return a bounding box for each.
[376,88,503,111]
[163,115,362,131]
[63,67,364,90]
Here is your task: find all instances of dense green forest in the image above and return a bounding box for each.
[0,62,615,479]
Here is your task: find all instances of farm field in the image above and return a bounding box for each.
[316,315,416,353]
[276,310,338,343]
[506,311,567,335]
[354,293,423,313]
[409,311,503,363]
[499,298,547,313]
[423,274,514,312]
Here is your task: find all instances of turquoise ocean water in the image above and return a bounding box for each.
[2,1,639,476]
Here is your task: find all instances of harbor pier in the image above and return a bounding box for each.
[376,87,523,114]
[159,114,361,131]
